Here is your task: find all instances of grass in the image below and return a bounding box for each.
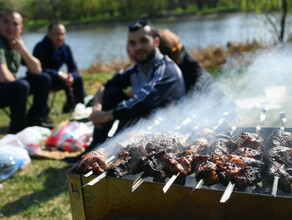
[0,72,114,220]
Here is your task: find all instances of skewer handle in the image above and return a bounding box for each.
[279,112,286,131]
[271,176,279,197]
[163,173,180,193]
[220,181,235,203]
[189,179,204,194]
[82,172,107,188]
[257,106,268,132]
[132,178,145,192]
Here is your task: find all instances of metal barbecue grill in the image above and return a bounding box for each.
[67,127,292,220]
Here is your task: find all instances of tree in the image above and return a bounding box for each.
[254,0,290,42]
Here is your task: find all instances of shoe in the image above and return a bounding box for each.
[40,121,55,130]
[62,102,75,113]
[44,115,54,124]
[63,87,75,113]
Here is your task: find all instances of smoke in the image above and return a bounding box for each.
[217,43,292,128]
[97,43,292,155]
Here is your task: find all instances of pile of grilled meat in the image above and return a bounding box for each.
[75,128,292,194]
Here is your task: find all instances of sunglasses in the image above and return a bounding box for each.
[128,19,150,31]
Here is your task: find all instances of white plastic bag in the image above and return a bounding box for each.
[72,103,92,120]
[16,126,51,154]
[0,134,31,165]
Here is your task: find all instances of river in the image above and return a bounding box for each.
[17,12,292,128]
[20,12,292,73]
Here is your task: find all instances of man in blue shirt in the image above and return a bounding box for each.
[65,20,186,164]
[33,22,85,113]
[0,10,52,133]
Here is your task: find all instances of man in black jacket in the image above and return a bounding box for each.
[158,28,238,121]
[33,22,85,113]
[65,20,186,164]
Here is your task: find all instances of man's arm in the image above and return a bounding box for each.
[0,64,16,82]
[113,61,181,121]
[89,85,114,127]
[92,85,105,111]
[11,37,42,74]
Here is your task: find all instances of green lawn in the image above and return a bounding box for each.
[0,72,113,219]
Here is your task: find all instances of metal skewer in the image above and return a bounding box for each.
[189,179,204,194]
[132,174,146,192]
[163,172,180,193]
[271,175,279,197]
[84,155,115,177]
[220,181,235,203]
[279,112,286,131]
[270,113,287,196]
[256,106,268,132]
[82,171,107,188]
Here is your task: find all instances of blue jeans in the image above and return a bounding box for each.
[0,73,50,134]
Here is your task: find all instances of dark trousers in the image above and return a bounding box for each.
[0,73,50,134]
[43,72,86,105]
[86,86,132,151]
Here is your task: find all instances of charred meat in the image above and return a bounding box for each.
[264,145,292,193]
[218,155,264,188]
[76,150,108,174]
[268,130,292,148]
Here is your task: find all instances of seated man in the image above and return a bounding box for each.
[158,28,237,119]
[0,10,52,134]
[33,22,85,113]
[66,20,186,163]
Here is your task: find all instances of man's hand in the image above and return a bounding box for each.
[10,36,42,74]
[65,73,74,87]
[10,36,26,53]
[89,109,114,128]
[58,72,74,87]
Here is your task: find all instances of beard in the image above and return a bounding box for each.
[134,47,156,65]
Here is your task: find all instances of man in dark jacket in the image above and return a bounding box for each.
[65,20,186,164]
[158,28,237,119]
[33,22,85,113]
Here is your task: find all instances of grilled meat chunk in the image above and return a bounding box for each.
[195,160,218,186]
[107,158,132,177]
[268,129,292,148]
[141,150,188,184]
[76,150,108,174]
[236,132,264,151]
[232,147,262,160]
[264,146,292,193]
[266,161,291,193]
[218,155,264,188]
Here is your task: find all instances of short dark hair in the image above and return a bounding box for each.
[128,19,157,38]
[0,9,22,22]
[48,22,63,32]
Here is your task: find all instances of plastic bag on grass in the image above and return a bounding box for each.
[0,134,31,165]
[0,153,24,182]
[72,103,92,120]
[46,121,93,152]
[16,126,51,154]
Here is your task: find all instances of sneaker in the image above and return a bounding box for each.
[62,102,75,113]
[44,115,54,124]
[40,121,55,130]
[63,87,75,113]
